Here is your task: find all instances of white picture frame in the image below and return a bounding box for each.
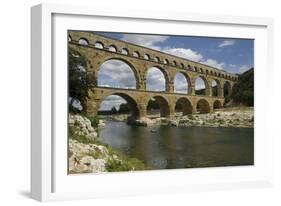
[31,3,274,202]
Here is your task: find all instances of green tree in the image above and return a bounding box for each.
[118,103,130,114]
[147,99,160,110]
[68,47,96,113]
[231,68,254,106]
[111,106,118,114]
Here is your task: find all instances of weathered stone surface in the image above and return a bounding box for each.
[69,114,98,140]
[68,31,238,119]
[69,139,108,173]
[172,107,254,128]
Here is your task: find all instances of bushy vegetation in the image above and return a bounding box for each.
[231,68,254,106]
[68,47,96,113]
[86,115,100,128]
[105,147,147,172]
[69,126,98,144]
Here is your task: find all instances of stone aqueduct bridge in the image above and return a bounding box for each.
[68,31,238,118]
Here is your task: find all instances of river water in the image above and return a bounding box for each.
[99,121,254,170]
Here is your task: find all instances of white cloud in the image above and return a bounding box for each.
[98,60,136,89]
[174,73,188,93]
[229,64,237,68]
[239,65,250,73]
[162,47,225,70]
[195,78,206,90]
[99,95,126,111]
[146,67,166,91]
[162,47,203,62]
[69,97,83,110]
[218,40,235,48]
[121,34,169,50]
[122,34,227,71]
[201,59,225,70]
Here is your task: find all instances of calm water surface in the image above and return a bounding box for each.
[99,121,254,169]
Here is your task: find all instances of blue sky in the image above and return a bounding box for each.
[93,32,254,111]
[97,32,254,73]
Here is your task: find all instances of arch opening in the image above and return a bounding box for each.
[174,72,190,94]
[180,63,184,69]
[98,93,140,118]
[133,51,140,58]
[154,56,160,62]
[175,98,193,116]
[144,54,150,60]
[224,81,231,99]
[121,48,129,55]
[78,38,89,45]
[197,99,211,114]
[213,100,222,110]
[146,67,167,92]
[98,59,137,89]
[147,96,170,117]
[95,41,104,49]
[211,79,221,97]
[108,45,117,52]
[195,76,209,95]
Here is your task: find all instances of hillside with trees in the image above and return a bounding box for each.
[231,68,254,106]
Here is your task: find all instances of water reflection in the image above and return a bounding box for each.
[99,121,254,170]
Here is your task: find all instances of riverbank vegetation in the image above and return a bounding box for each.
[68,114,147,174]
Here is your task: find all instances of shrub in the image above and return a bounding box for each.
[87,115,100,128]
[105,147,147,172]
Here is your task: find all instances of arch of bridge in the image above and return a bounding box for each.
[86,87,225,119]
[69,43,235,96]
[69,31,237,117]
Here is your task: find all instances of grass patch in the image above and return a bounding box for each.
[105,144,147,172]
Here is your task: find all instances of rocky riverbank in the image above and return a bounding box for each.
[68,114,146,174]
[165,107,254,128]
[103,107,254,128]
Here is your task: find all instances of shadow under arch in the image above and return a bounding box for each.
[175,97,193,115]
[147,95,170,117]
[224,81,231,98]
[211,79,222,97]
[213,100,222,110]
[97,57,140,89]
[196,99,211,114]
[98,92,140,118]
